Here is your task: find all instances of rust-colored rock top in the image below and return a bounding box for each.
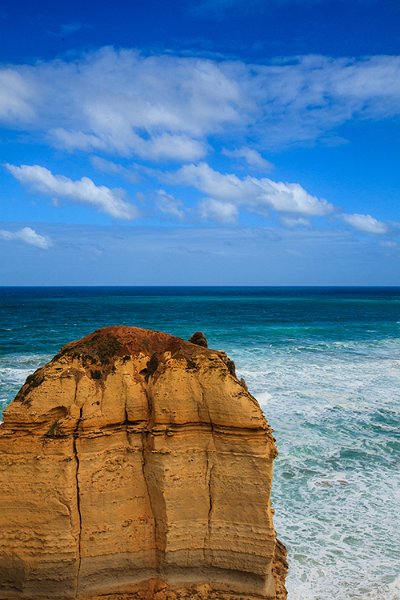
[60,325,201,362]
[0,326,287,600]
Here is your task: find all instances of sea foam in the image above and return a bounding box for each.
[234,338,400,600]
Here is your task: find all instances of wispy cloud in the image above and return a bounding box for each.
[5,164,138,220]
[155,190,185,219]
[198,197,239,223]
[47,22,83,38]
[51,128,206,161]
[0,226,51,249]
[222,147,273,171]
[189,0,378,17]
[341,213,388,234]
[61,22,82,36]
[90,156,139,183]
[281,216,311,228]
[1,48,400,159]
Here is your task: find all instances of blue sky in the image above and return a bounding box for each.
[0,0,399,285]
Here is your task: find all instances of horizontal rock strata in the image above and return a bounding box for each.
[0,326,287,599]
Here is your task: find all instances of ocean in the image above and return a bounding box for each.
[0,286,399,600]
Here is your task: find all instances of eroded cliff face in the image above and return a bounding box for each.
[0,326,287,600]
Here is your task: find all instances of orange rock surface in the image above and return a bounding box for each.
[0,326,287,599]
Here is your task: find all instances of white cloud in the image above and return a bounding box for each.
[342,213,388,234]
[5,164,138,220]
[0,227,51,249]
[1,48,400,160]
[198,198,239,223]
[222,146,273,171]
[261,179,332,215]
[155,190,185,219]
[6,47,242,161]
[170,162,333,217]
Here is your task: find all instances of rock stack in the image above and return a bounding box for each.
[0,326,287,599]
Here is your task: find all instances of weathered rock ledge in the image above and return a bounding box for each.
[0,326,287,599]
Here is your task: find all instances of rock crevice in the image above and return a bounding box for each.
[0,326,287,599]
[73,401,83,599]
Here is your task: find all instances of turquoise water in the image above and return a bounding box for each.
[0,287,399,599]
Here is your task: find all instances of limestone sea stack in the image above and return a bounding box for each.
[0,326,287,600]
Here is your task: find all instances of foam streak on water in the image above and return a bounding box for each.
[0,286,399,599]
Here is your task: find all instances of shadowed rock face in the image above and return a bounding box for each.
[0,326,287,600]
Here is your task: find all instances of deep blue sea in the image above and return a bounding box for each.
[0,287,399,600]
